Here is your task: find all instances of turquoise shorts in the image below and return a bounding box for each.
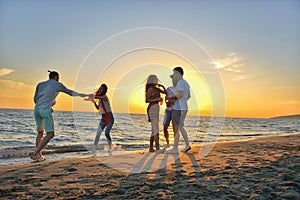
[34,108,54,132]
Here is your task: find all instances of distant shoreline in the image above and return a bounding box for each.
[271,114,300,120]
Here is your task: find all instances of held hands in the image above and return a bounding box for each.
[84,94,95,102]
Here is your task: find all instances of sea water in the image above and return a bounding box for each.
[0,108,299,166]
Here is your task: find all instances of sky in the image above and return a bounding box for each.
[0,0,299,118]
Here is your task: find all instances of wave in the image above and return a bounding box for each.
[0,143,151,159]
[1,109,300,161]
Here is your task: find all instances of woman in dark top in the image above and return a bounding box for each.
[145,75,166,152]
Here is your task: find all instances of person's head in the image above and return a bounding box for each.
[172,66,184,82]
[48,70,59,81]
[170,75,177,86]
[96,84,108,96]
[145,74,158,91]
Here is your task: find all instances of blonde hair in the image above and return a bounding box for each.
[145,74,158,92]
[146,74,158,84]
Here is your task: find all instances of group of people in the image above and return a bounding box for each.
[30,67,191,162]
[145,67,191,153]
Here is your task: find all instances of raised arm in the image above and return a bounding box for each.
[157,84,167,95]
[146,88,161,103]
[58,82,88,97]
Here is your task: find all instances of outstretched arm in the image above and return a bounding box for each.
[58,82,89,97]
[94,95,108,101]
[78,93,90,97]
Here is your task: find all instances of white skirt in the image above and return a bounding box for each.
[149,104,159,135]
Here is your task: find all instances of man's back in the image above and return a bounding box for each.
[34,79,75,109]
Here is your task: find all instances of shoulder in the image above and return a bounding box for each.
[104,94,109,100]
[183,79,190,87]
[177,79,185,87]
[37,80,48,88]
[177,79,189,90]
[38,80,48,85]
[56,81,66,88]
[36,82,42,87]
[180,79,190,88]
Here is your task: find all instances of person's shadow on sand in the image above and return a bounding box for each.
[130,149,201,177]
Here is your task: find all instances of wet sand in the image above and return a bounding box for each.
[0,134,299,199]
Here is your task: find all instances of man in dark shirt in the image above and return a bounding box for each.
[30,70,89,161]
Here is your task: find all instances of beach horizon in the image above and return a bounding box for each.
[0,133,299,199]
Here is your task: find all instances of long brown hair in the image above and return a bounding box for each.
[145,75,158,91]
[96,84,108,96]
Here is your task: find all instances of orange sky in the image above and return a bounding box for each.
[0,1,299,119]
[1,50,299,119]
[0,39,299,119]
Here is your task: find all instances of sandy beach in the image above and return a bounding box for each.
[0,134,299,199]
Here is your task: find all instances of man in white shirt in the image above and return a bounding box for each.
[166,67,191,153]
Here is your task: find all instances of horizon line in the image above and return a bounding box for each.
[1,107,298,119]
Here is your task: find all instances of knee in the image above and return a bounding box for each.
[48,132,55,138]
[104,130,110,137]
[38,131,44,136]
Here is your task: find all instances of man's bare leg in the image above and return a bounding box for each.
[31,132,55,161]
[36,131,44,146]
[172,124,180,151]
[36,131,45,159]
[179,126,191,152]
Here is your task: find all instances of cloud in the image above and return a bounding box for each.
[212,53,245,73]
[210,53,249,81]
[0,68,15,77]
[0,79,32,89]
[232,76,246,81]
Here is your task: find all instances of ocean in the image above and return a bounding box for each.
[0,108,299,166]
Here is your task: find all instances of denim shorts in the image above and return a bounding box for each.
[34,108,54,132]
[163,109,172,126]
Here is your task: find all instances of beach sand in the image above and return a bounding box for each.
[0,134,299,199]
